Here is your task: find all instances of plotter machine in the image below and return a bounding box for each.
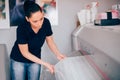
[54,24,120,80]
[1,24,120,80]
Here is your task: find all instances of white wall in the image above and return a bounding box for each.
[0,0,118,64]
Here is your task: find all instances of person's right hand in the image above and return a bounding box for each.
[44,62,54,74]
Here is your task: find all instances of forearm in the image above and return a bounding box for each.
[21,51,54,73]
[21,51,47,66]
[18,44,54,73]
[46,36,66,60]
[41,0,53,3]
[47,39,61,56]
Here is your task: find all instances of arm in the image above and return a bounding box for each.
[41,0,53,3]
[46,36,66,60]
[18,44,54,74]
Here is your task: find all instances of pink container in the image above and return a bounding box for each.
[96,10,119,19]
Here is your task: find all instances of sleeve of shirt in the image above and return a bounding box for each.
[46,19,53,36]
[16,25,28,44]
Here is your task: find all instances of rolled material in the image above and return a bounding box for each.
[55,56,102,80]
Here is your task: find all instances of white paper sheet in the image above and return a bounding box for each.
[55,56,102,80]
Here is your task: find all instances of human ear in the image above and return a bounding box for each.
[25,17,30,22]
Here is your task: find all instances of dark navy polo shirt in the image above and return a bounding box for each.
[10,18,53,63]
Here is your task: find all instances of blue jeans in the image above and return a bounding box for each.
[10,59,41,80]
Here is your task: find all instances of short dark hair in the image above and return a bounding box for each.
[23,0,42,18]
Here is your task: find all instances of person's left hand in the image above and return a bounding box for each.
[56,53,66,61]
